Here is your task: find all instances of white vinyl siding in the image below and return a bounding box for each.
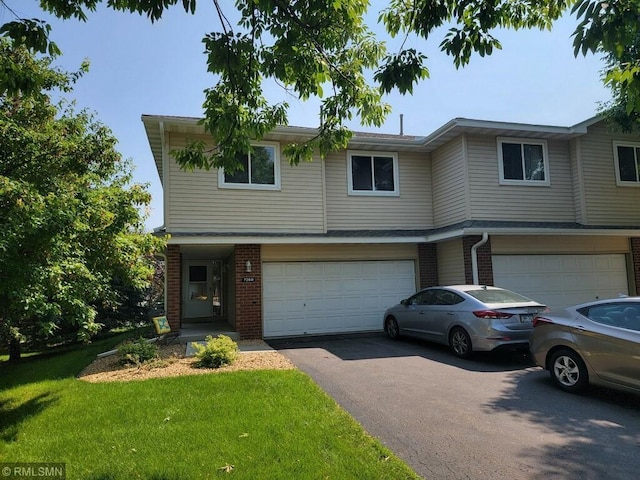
[263,260,416,337]
[431,137,468,226]
[466,135,575,221]
[166,134,325,233]
[578,122,640,224]
[325,151,432,230]
[436,239,465,285]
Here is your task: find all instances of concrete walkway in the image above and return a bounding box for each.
[185,340,274,357]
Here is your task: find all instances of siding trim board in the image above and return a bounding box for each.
[462,133,472,218]
[572,137,588,223]
[169,235,429,245]
[164,220,640,246]
[162,129,170,229]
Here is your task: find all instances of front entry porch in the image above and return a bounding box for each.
[165,243,263,339]
[178,318,239,343]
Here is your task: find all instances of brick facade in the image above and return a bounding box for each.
[418,243,438,288]
[462,235,494,285]
[631,238,640,296]
[166,244,182,331]
[234,244,263,339]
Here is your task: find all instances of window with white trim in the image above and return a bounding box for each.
[347,151,399,196]
[497,137,550,186]
[613,141,640,186]
[218,142,280,190]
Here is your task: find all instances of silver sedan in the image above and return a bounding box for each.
[530,297,640,394]
[383,285,546,358]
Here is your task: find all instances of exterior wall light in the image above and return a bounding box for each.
[245,260,252,273]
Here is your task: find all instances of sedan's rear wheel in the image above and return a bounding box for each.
[449,327,472,358]
[549,348,588,394]
[385,316,400,340]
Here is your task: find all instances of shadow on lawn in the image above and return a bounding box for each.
[0,392,59,442]
[0,332,133,390]
[0,350,89,389]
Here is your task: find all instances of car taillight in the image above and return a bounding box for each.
[532,316,553,327]
[473,310,513,319]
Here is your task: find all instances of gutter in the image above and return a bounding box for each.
[471,232,489,284]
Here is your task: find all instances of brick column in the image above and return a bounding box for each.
[166,244,182,331]
[463,235,494,285]
[235,244,263,339]
[630,238,640,296]
[418,243,438,288]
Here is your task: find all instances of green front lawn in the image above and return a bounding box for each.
[0,338,420,479]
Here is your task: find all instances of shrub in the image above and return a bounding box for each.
[117,337,159,366]
[192,335,239,368]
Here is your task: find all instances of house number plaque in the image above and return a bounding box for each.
[242,277,256,283]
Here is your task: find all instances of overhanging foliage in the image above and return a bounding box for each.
[1,0,637,166]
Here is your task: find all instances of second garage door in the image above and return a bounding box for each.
[263,260,416,337]
[493,254,629,309]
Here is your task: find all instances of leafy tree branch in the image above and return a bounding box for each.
[1,0,637,171]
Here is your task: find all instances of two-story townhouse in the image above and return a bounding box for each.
[142,114,640,339]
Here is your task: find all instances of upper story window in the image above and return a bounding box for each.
[347,150,399,196]
[613,141,640,186]
[218,142,281,190]
[497,137,550,186]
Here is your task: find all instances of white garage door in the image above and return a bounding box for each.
[263,260,416,337]
[493,254,629,309]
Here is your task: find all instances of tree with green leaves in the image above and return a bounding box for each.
[1,0,637,169]
[0,40,163,361]
[573,0,640,129]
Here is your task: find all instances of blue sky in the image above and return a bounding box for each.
[8,1,610,230]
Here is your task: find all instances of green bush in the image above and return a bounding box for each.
[192,335,239,368]
[117,337,159,366]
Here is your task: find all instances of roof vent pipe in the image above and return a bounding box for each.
[400,114,404,136]
[471,232,489,285]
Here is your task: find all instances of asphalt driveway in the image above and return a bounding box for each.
[269,333,640,480]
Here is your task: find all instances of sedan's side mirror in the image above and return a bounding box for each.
[400,299,409,306]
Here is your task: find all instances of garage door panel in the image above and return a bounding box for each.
[283,263,303,277]
[263,260,416,337]
[493,254,628,309]
[263,282,282,297]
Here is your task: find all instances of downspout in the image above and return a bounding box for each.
[471,232,489,285]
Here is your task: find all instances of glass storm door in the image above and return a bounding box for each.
[184,262,213,319]
[211,261,224,318]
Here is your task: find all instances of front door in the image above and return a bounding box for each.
[183,261,225,319]
[184,262,213,319]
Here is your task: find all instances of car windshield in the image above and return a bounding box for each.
[466,289,533,304]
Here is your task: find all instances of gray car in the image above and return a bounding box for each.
[530,298,640,394]
[383,285,546,358]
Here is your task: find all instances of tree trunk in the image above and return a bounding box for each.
[8,336,21,362]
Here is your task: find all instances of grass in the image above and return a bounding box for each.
[0,337,420,479]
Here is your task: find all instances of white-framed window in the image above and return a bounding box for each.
[613,141,640,186]
[346,150,399,196]
[218,141,281,190]
[497,137,550,186]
